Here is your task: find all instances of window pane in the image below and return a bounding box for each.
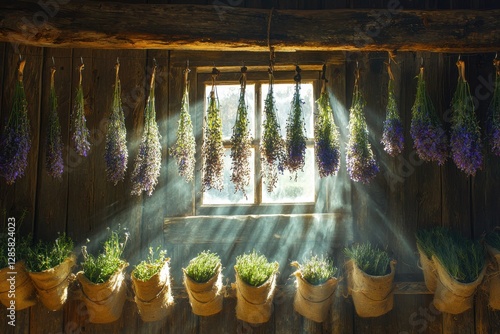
[261,83,314,138]
[262,147,315,203]
[203,149,255,204]
[205,84,255,140]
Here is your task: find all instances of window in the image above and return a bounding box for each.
[196,71,320,213]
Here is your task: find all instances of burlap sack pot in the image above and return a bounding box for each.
[132,260,173,322]
[486,245,500,310]
[0,261,36,310]
[183,264,223,316]
[293,271,338,323]
[417,243,437,293]
[234,270,277,324]
[77,263,128,323]
[432,255,485,314]
[28,255,76,311]
[347,259,396,318]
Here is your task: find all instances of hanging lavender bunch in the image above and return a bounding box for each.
[105,63,128,185]
[230,68,253,197]
[450,60,483,176]
[170,68,196,182]
[381,78,404,156]
[315,86,341,178]
[71,64,91,157]
[131,65,162,196]
[410,66,448,165]
[201,69,224,192]
[488,59,500,156]
[285,67,307,179]
[46,67,64,179]
[0,60,31,185]
[346,70,379,183]
[261,74,285,192]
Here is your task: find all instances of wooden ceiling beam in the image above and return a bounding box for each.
[1,1,499,52]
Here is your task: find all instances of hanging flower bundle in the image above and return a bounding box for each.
[488,58,500,156]
[261,70,285,192]
[131,63,162,196]
[201,68,224,192]
[105,62,128,185]
[71,63,91,157]
[410,66,448,165]
[314,65,340,178]
[381,63,404,157]
[46,66,64,179]
[230,67,253,197]
[450,60,483,176]
[346,67,379,183]
[0,60,31,184]
[285,66,307,178]
[170,66,196,182]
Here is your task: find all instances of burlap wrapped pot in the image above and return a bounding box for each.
[486,245,500,310]
[0,261,36,310]
[183,264,223,316]
[417,243,437,293]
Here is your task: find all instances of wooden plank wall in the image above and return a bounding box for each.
[0,0,500,333]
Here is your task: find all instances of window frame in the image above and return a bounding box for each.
[194,70,324,216]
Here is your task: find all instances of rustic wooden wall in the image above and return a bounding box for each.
[1,0,500,333]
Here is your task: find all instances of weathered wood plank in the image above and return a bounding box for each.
[1,3,500,52]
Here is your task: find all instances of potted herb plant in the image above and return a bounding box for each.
[234,250,279,324]
[132,247,173,322]
[183,250,223,316]
[292,254,338,323]
[77,228,129,323]
[344,243,396,318]
[25,233,75,311]
[0,233,36,310]
[415,227,447,293]
[486,229,500,309]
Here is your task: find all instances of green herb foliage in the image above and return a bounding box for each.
[24,233,73,272]
[81,228,128,284]
[235,250,278,287]
[185,250,221,283]
[285,82,307,178]
[133,247,167,282]
[344,243,390,276]
[298,254,337,285]
[486,230,500,250]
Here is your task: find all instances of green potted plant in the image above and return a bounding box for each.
[292,254,338,323]
[344,243,396,318]
[132,247,173,322]
[0,233,36,310]
[415,227,448,293]
[486,229,500,309]
[77,228,129,323]
[183,250,223,316]
[25,233,75,311]
[234,250,279,324]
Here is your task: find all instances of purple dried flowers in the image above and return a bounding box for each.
[170,69,196,182]
[381,78,404,156]
[71,64,91,157]
[230,70,252,197]
[314,88,341,178]
[0,60,31,184]
[450,60,482,176]
[105,63,128,185]
[488,59,500,156]
[201,71,225,192]
[410,66,448,165]
[346,72,379,184]
[130,66,162,196]
[46,67,64,179]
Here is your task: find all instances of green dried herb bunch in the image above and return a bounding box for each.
[170,65,196,182]
[46,66,64,179]
[285,66,307,179]
[261,70,285,192]
[201,68,225,192]
[230,67,253,198]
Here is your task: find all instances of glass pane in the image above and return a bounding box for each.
[203,148,255,204]
[205,84,255,140]
[262,147,315,203]
[261,82,314,138]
